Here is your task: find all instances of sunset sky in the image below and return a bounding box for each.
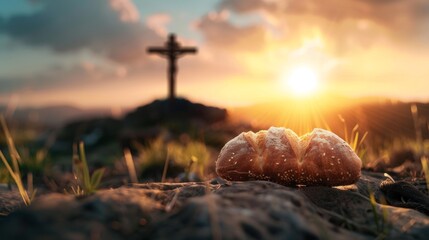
[1,0,429,109]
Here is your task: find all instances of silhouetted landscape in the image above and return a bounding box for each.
[2,96,429,239]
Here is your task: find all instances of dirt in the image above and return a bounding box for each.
[0,171,428,240]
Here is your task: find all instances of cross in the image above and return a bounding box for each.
[147,33,197,101]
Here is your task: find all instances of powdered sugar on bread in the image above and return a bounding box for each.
[216,127,362,186]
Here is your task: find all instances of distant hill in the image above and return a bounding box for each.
[229,96,429,145]
[49,98,230,154]
[0,105,111,127]
[4,96,429,150]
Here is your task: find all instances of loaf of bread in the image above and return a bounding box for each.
[216,127,362,186]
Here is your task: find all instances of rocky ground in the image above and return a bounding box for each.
[0,171,428,240]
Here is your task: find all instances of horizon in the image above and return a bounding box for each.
[1,0,429,109]
[2,93,428,111]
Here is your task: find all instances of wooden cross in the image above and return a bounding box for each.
[147,33,197,101]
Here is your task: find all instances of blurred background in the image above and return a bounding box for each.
[1,0,429,186]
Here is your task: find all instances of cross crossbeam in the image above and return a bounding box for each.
[147,33,197,101]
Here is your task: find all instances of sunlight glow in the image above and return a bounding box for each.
[285,66,319,96]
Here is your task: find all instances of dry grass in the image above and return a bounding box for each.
[124,148,138,183]
[421,156,429,195]
[338,115,368,160]
[0,115,36,206]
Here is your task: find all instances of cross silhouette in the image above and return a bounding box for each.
[147,33,197,101]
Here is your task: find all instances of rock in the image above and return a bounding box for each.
[0,187,24,215]
[0,173,428,239]
[380,179,429,215]
[147,181,366,240]
[0,189,163,240]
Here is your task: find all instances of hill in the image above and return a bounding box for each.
[229,96,429,145]
[0,105,111,127]
[49,98,230,154]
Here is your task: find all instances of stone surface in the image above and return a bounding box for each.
[0,172,428,239]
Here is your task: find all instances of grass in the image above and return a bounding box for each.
[69,142,105,196]
[19,148,50,177]
[0,115,36,206]
[135,137,168,173]
[421,156,429,195]
[161,146,171,183]
[410,104,424,155]
[338,115,368,160]
[124,148,138,183]
[411,104,429,191]
[136,136,211,181]
[0,151,35,206]
[338,113,402,237]
[368,187,390,239]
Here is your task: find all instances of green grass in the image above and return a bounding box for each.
[368,188,390,239]
[174,140,210,177]
[69,142,105,196]
[136,136,211,180]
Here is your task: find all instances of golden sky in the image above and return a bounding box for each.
[0,0,428,109]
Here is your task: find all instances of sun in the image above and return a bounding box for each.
[283,66,319,96]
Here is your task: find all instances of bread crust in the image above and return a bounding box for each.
[216,127,362,186]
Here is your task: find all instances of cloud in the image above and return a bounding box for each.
[109,0,140,22]
[217,0,429,47]
[0,76,29,93]
[195,12,268,53]
[0,0,162,63]
[146,13,171,36]
[191,0,429,103]
[218,0,277,13]
[0,61,126,93]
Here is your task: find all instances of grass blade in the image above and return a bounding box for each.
[0,116,21,165]
[124,148,138,183]
[421,157,429,196]
[67,142,105,196]
[78,142,91,190]
[0,151,31,205]
[161,146,170,183]
[90,168,105,191]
